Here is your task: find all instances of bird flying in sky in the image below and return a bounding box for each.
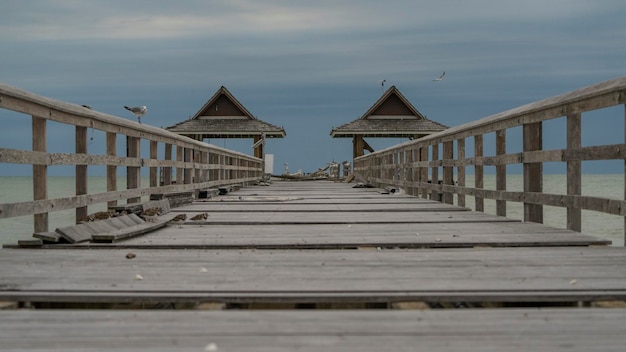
[377,79,386,92]
[124,106,147,123]
[432,71,445,82]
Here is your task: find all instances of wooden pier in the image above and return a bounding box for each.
[2,180,626,351]
[3,77,626,350]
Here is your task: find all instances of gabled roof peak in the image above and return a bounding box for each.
[360,86,425,120]
[192,86,257,120]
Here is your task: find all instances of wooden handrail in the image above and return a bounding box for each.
[0,82,263,233]
[354,76,626,241]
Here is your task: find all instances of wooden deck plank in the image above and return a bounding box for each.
[175,202,469,212]
[1,309,625,351]
[61,221,607,249]
[91,221,169,243]
[1,247,626,303]
[81,219,118,234]
[151,210,520,225]
[54,223,94,243]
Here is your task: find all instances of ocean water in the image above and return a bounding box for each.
[0,175,624,246]
[0,176,151,245]
[462,174,624,247]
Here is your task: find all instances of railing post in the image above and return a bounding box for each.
[200,150,208,183]
[150,140,158,188]
[407,147,415,196]
[161,143,172,185]
[32,115,48,233]
[220,155,225,181]
[442,141,454,204]
[126,136,141,204]
[106,132,117,208]
[194,149,201,185]
[457,138,466,207]
[176,146,183,185]
[431,144,439,201]
[496,129,507,217]
[184,148,192,185]
[75,126,88,222]
[567,113,582,232]
[420,146,429,199]
[523,122,543,223]
[209,153,217,182]
[474,135,484,212]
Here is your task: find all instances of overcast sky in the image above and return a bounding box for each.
[1,0,625,175]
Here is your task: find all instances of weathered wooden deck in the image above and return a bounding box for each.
[2,180,626,351]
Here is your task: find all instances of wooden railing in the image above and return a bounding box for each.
[354,76,626,241]
[0,83,263,233]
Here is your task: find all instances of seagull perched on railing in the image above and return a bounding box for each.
[432,71,445,82]
[124,105,147,123]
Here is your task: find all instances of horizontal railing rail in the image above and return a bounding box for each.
[0,82,263,233]
[354,76,626,243]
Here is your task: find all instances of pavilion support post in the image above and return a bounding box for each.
[353,135,364,158]
[474,135,484,212]
[32,116,48,233]
[496,129,507,217]
[253,135,264,159]
[106,132,117,207]
[523,122,543,223]
[126,136,141,204]
[75,126,88,222]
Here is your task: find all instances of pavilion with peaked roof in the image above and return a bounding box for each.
[166,86,286,158]
[330,86,448,158]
